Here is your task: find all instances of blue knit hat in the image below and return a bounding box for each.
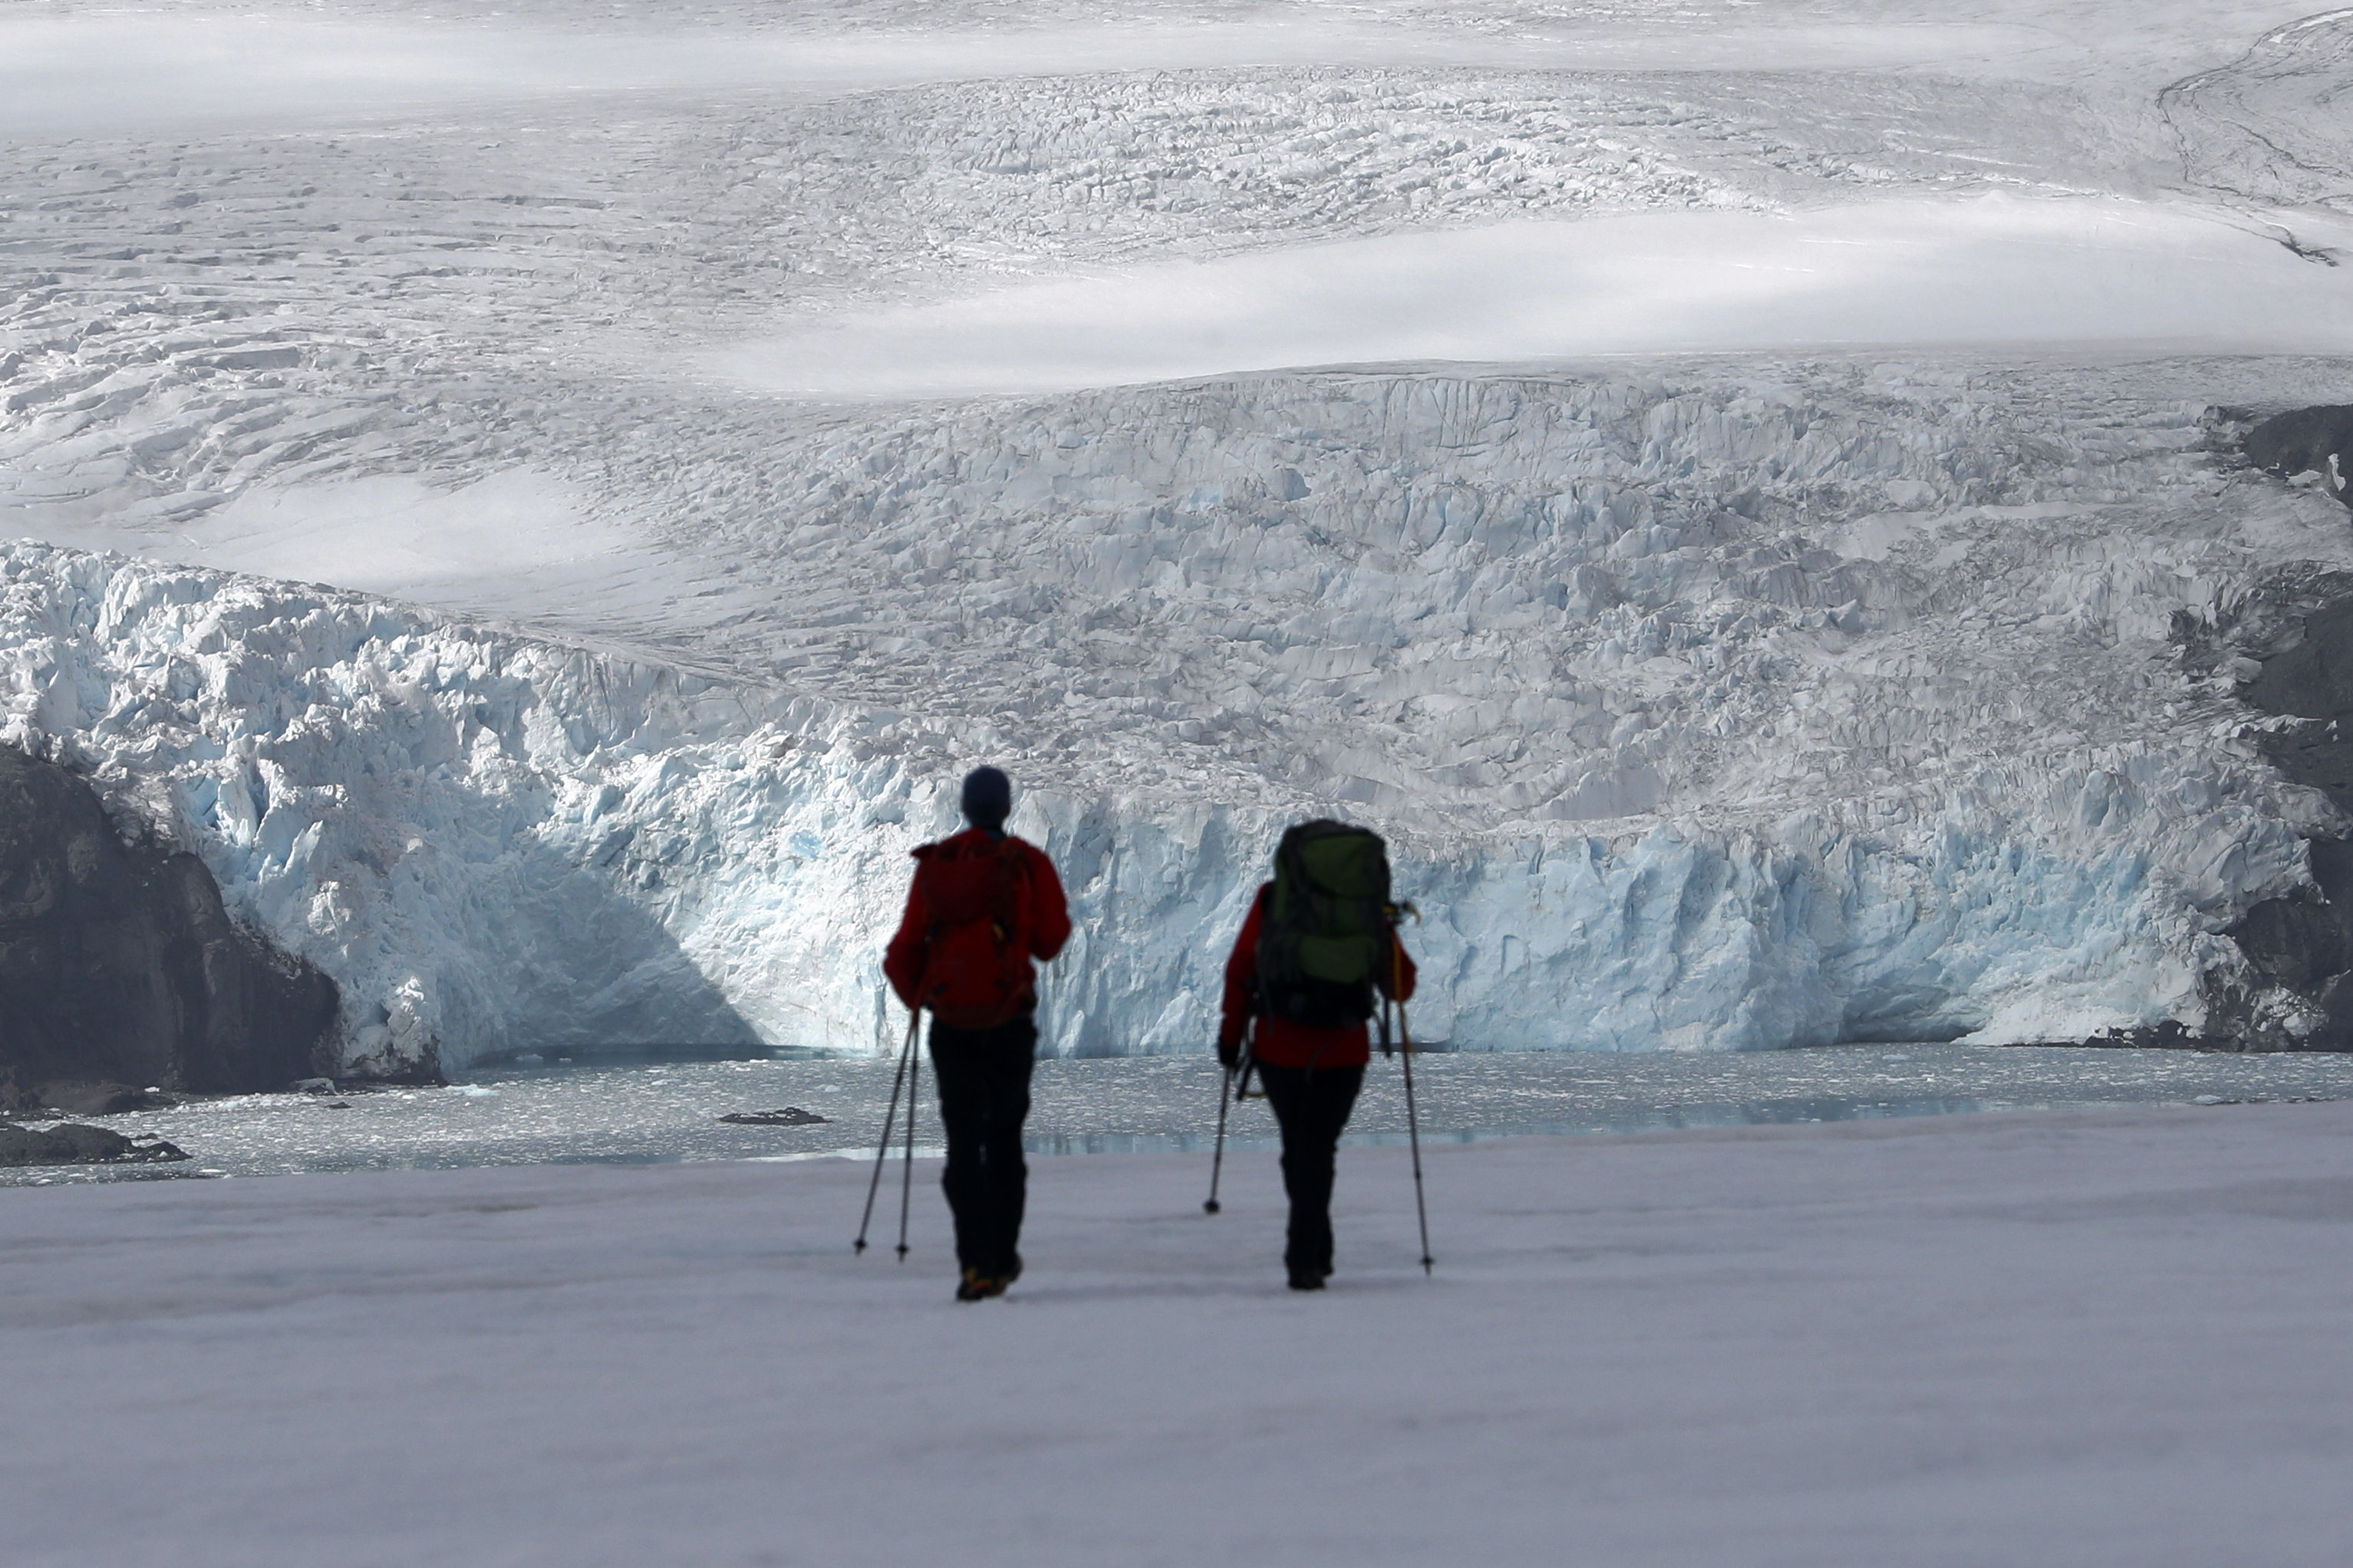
[960,766,1012,831]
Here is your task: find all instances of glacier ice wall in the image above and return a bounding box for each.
[8,4,2353,1068]
[1,535,2332,1074]
[0,545,909,1074]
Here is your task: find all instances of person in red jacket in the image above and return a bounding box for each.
[884,766,1072,1301]
[1217,882,1415,1291]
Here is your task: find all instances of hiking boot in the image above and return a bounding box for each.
[1286,1264,1326,1291]
[955,1267,999,1303]
[998,1253,1022,1288]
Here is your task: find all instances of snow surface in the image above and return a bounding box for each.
[708,197,2353,398]
[9,0,2353,1067]
[2,1100,2348,1566]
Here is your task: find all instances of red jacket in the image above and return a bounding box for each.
[884,828,1071,1021]
[1218,883,1417,1069]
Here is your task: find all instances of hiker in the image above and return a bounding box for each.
[1217,821,1415,1291]
[884,766,1072,1302]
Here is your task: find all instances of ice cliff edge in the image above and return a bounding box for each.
[1,540,2341,1074]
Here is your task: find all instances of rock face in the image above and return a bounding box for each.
[0,744,338,1095]
[2178,573,2353,1049]
[31,1081,175,1115]
[2245,405,2353,507]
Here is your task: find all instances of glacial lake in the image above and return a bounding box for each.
[9,1044,2353,1184]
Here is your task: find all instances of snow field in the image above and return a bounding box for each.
[710,197,2353,398]
[2165,6,2353,208]
[0,10,2077,141]
[2,1100,2348,1568]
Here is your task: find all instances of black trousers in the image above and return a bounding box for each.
[929,1014,1038,1276]
[1256,1063,1365,1273]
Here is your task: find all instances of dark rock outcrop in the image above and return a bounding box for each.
[0,745,338,1096]
[2243,598,2353,810]
[0,1123,189,1167]
[2245,404,2353,506]
[35,1080,175,1115]
[2171,571,2353,1047]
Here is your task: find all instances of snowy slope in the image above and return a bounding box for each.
[7,0,2353,1069]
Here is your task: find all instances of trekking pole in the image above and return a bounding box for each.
[1397,1009,1434,1275]
[1205,1024,1255,1213]
[855,1003,920,1255]
[1390,927,1434,1276]
[895,1028,921,1262]
[1204,1057,1235,1215]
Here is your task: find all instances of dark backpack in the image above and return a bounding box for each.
[911,836,1035,1030]
[1257,820,1395,1030]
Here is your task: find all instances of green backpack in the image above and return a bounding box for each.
[1257,820,1395,1030]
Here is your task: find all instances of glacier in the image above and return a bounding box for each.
[0,460,2334,1070]
[7,0,2353,1074]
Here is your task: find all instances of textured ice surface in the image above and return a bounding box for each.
[7,0,2353,1070]
[0,11,2068,140]
[0,544,912,1073]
